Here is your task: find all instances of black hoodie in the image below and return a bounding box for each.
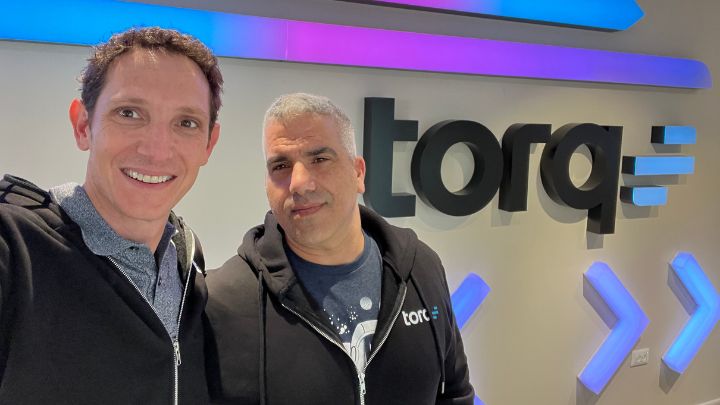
[205,206,474,405]
[0,175,209,404]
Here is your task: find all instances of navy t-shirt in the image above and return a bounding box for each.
[287,232,382,372]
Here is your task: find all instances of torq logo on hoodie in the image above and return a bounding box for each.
[363,97,696,235]
[402,306,440,326]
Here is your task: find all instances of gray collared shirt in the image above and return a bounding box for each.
[49,183,184,339]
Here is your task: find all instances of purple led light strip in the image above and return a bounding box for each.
[283,21,710,88]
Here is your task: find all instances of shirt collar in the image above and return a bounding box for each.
[49,182,176,256]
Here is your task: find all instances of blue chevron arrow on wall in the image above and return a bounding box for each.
[579,263,649,395]
[663,252,720,374]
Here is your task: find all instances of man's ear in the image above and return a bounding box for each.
[201,122,221,165]
[354,156,366,194]
[69,99,91,151]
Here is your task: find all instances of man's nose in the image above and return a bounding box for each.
[288,162,316,195]
[136,122,175,162]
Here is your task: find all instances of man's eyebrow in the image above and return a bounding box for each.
[266,154,288,167]
[109,97,148,106]
[265,147,339,167]
[305,147,338,158]
[177,105,209,117]
[108,98,208,117]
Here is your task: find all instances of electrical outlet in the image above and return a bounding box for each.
[630,348,649,367]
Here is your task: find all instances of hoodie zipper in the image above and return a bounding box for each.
[108,257,193,405]
[281,285,407,405]
[359,285,407,405]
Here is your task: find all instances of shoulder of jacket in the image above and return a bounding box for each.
[1,176,65,230]
[0,200,68,239]
[206,255,260,293]
[407,239,453,295]
[411,239,444,273]
[205,255,261,326]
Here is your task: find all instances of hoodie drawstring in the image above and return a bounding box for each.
[258,270,267,405]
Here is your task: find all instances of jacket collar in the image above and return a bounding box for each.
[239,205,419,300]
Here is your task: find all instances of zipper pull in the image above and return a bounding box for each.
[173,340,182,366]
[358,372,367,396]
[441,380,445,394]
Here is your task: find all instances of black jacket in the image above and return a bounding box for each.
[0,175,209,404]
[205,206,474,405]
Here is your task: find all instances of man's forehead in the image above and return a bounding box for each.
[101,48,211,112]
[265,114,341,143]
[107,48,161,74]
[264,133,333,157]
[121,50,200,79]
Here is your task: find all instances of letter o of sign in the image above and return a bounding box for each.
[411,120,503,216]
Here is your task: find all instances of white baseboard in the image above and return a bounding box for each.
[697,398,720,405]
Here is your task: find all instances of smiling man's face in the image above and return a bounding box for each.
[264,113,365,253]
[70,48,219,234]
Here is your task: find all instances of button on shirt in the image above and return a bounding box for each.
[49,183,184,339]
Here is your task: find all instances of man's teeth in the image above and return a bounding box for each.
[123,170,173,184]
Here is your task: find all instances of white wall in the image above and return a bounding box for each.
[1,0,719,403]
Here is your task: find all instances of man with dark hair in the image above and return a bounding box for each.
[0,27,221,404]
[205,93,474,404]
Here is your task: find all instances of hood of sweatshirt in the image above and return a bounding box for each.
[237,205,419,300]
[0,174,67,228]
[0,174,200,277]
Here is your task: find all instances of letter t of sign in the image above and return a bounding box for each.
[363,97,418,217]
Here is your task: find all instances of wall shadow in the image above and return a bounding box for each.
[576,380,601,405]
[659,363,681,393]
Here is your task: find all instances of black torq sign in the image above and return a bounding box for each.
[411,120,503,216]
[362,97,623,234]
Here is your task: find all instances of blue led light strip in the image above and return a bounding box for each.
[622,156,695,176]
[651,126,697,145]
[579,263,649,395]
[344,0,644,31]
[450,273,489,405]
[620,186,667,206]
[451,273,491,329]
[663,253,720,374]
[620,126,695,205]
[0,0,712,89]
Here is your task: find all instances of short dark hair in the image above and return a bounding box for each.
[80,27,223,130]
